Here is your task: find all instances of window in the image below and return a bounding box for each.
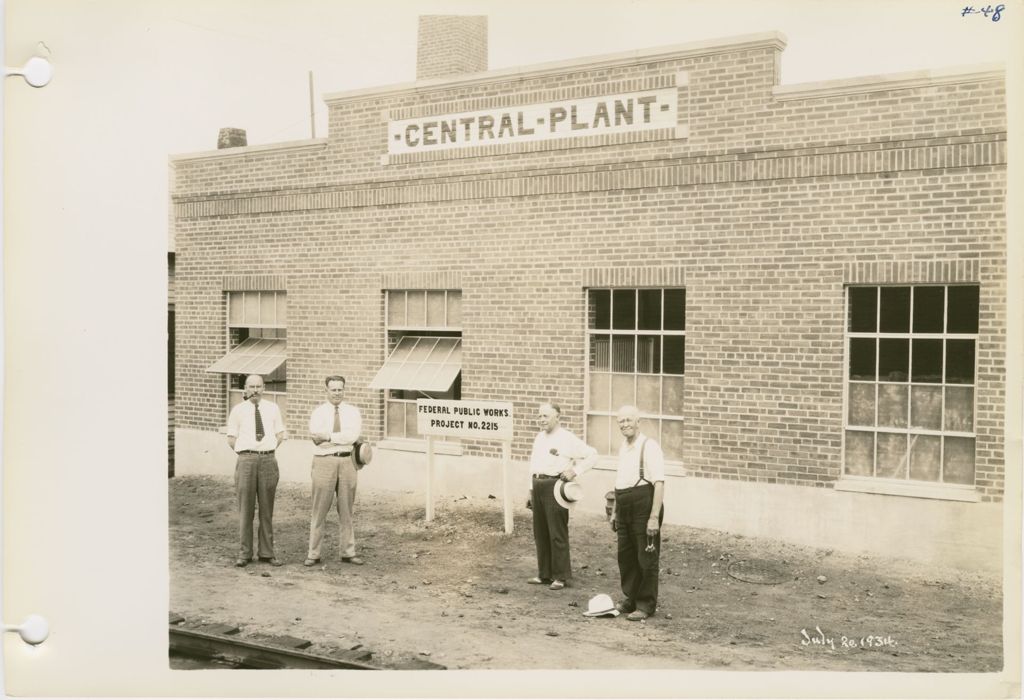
[207,291,287,418]
[371,290,462,440]
[844,285,978,485]
[586,288,685,461]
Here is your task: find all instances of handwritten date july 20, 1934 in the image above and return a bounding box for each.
[800,626,898,652]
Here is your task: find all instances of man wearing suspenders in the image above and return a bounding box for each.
[610,405,666,621]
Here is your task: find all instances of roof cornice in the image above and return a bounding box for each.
[170,138,328,164]
[773,64,1004,101]
[324,31,788,103]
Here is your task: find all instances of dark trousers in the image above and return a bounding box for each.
[615,483,663,614]
[531,476,571,581]
[235,453,279,560]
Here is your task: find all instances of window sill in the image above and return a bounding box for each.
[592,455,687,478]
[834,477,980,502]
[377,438,464,456]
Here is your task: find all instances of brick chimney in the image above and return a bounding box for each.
[217,127,247,149]
[416,15,488,81]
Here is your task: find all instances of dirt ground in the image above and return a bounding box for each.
[169,474,1003,671]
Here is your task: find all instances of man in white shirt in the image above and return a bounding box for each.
[226,374,287,567]
[305,375,364,566]
[610,405,666,621]
[527,402,598,590]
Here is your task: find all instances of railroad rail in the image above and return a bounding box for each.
[169,626,381,670]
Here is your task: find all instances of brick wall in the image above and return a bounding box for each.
[172,36,1007,501]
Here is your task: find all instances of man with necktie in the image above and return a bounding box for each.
[305,375,364,566]
[226,374,287,567]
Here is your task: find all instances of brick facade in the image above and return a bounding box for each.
[172,32,1006,504]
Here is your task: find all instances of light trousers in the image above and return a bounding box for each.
[307,455,358,559]
[235,453,279,560]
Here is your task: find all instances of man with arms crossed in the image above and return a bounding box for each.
[226,374,286,567]
[305,375,365,566]
[610,405,665,620]
[527,402,597,590]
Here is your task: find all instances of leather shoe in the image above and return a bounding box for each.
[258,557,284,567]
[234,558,248,567]
[614,601,634,614]
[627,610,650,621]
[303,558,321,567]
[527,576,551,585]
[341,556,365,565]
[549,580,566,590]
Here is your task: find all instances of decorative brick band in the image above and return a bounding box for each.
[583,267,685,287]
[222,274,287,291]
[843,259,980,284]
[176,136,1006,220]
[380,270,463,289]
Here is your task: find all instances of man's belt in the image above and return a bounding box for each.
[532,474,560,480]
[238,449,275,455]
[317,451,352,458]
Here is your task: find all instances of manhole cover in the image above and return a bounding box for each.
[726,558,789,585]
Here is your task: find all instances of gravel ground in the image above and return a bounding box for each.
[170,474,1003,671]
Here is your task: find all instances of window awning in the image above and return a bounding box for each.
[206,338,287,375]
[369,336,461,392]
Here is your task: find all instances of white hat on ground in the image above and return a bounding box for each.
[582,593,620,617]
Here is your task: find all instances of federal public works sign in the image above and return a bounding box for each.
[416,399,515,441]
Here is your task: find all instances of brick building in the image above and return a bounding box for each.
[171,18,1007,571]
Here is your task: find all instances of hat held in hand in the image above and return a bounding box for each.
[582,594,620,617]
[553,479,584,510]
[352,437,373,467]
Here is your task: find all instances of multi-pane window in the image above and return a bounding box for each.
[586,288,685,461]
[376,290,462,440]
[222,291,287,417]
[844,285,979,485]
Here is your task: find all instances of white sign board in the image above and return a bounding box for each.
[389,88,678,155]
[416,399,514,441]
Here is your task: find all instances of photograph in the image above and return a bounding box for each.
[3,0,1021,696]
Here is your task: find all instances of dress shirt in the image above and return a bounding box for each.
[227,399,285,452]
[529,427,598,477]
[614,433,666,489]
[309,401,362,456]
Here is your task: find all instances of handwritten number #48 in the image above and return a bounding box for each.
[962,4,1004,20]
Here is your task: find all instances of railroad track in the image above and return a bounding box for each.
[170,626,381,669]
[169,614,446,670]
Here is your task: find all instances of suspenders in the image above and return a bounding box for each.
[632,437,652,488]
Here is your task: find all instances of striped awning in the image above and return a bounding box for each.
[368,336,461,392]
[206,338,286,376]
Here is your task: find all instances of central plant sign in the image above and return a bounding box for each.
[389,88,678,155]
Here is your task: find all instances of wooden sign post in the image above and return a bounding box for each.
[416,399,515,534]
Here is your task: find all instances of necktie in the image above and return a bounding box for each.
[254,404,265,441]
[333,405,341,433]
